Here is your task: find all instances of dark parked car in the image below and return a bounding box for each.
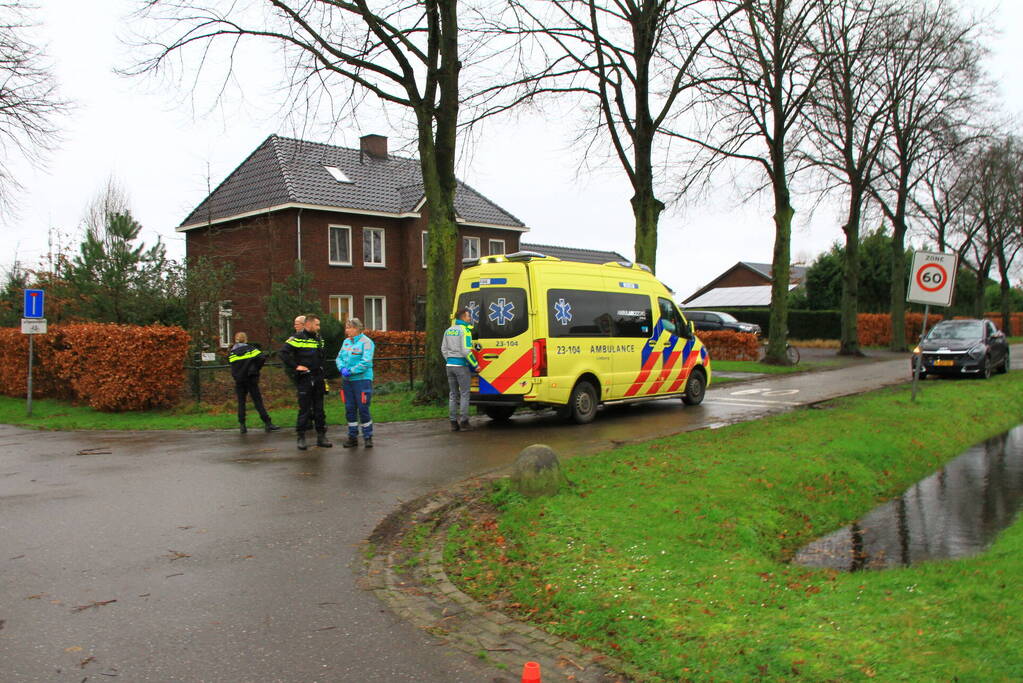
[912,318,1010,379]
[685,310,762,336]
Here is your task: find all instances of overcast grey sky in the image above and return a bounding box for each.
[4,0,1021,299]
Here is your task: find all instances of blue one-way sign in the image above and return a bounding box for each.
[24,289,44,318]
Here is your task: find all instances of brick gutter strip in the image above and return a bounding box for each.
[362,479,635,682]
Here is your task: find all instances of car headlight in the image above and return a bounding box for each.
[968,344,986,358]
[913,345,921,354]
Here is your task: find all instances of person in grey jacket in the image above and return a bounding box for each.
[442,308,479,431]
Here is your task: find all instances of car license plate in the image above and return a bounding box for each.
[934,359,954,367]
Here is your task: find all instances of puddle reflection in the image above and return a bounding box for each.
[794,425,1023,571]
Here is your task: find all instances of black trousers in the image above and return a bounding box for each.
[235,376,271,425]
[295,375,327,434]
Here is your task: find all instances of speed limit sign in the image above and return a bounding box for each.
[907,251,957,306]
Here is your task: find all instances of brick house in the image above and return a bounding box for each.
[180,134,528,345]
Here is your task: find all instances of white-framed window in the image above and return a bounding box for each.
[218,300,233,348]
[488,239,505,256]
[363,227,385,266]
[421,231,429,268]
[463,236,480,260]
[328,225,352,265]
[329,295,353,325]
[364,296,387,331]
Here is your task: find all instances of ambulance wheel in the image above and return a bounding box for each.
[484,406,516,422]
[682,368,707,406]
[567,381,598,424]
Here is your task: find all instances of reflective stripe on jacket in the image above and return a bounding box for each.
[228,343,266,381]
[338,333,375,381]
[441,320,478,369]
[279,330,325,380]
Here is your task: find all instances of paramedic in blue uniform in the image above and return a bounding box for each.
[337,318,376,448]
[442,308,479,431]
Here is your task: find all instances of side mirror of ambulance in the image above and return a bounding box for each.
[688,320,696,336]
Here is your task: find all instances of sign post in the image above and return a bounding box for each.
[906,252,958,402]
[22,289,46,417]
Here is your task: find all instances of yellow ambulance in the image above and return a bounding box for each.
[452,251,712,423]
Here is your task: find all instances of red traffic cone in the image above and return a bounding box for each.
[521,660,541,683]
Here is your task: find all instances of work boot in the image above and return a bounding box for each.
[363,437,374,449]
[342,435,358,448]
[239,423,247,434]
[264,422,280,433]
[459,419,472,431]
[297,432,308,451]
[450,420,460,432]
[316,432,333,448]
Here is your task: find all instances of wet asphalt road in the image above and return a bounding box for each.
[0,351,930,681]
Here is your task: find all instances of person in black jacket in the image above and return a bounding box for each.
[228,332,280,434]
[279,314,332,451]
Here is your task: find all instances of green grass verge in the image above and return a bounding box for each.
[446,372,1023,681]
[711,360,834,375]
[0,387,447,431]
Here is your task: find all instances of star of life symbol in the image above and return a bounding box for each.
[554,298,573,326]
[466,300,480,325]
[488,297,515,326]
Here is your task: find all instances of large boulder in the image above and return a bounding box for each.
[511,444,568,498]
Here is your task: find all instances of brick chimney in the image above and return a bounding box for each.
[360,134,388,159]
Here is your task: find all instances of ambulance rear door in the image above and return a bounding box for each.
[455,265,533,399]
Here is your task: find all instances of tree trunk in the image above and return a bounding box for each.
[888,180,909,351]
[839,186,863,356]
[996,249,1011,331]
[972,262,989,317]
[765,178,793,365]
[631,184,664,273]
[999,276,1011,332]
[416,0,461,403]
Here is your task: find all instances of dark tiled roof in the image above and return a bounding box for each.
[520,242,627,264]
[180,135,525,229]
[740,261,807,283]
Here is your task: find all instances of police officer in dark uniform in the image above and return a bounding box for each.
[279,314,332,451]
[228,332,280,434]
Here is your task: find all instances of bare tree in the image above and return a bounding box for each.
[82,176,132,236]
[912,128,982,255]
[471,0,745,273]
[0,1,68,215]
[869,0,985,350]
[804,0,896,356]
[680,0,834,364]
[978,137,1022,328]
[131,0,478,400]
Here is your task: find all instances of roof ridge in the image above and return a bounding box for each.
[271,133,422,165]
[268,135,297,201]
[180,134,282,227]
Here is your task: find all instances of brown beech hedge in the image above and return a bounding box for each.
[694,330,761,361]
[0,324,189,411]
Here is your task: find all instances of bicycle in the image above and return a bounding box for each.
[760,340,800,365]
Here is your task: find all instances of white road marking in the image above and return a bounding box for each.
[712,397,803,406]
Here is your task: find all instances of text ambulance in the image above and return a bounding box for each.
[453,251,712,424]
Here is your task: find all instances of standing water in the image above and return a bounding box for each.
[794,425,1023,571]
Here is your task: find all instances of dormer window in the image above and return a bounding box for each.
[324,165,353,183]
